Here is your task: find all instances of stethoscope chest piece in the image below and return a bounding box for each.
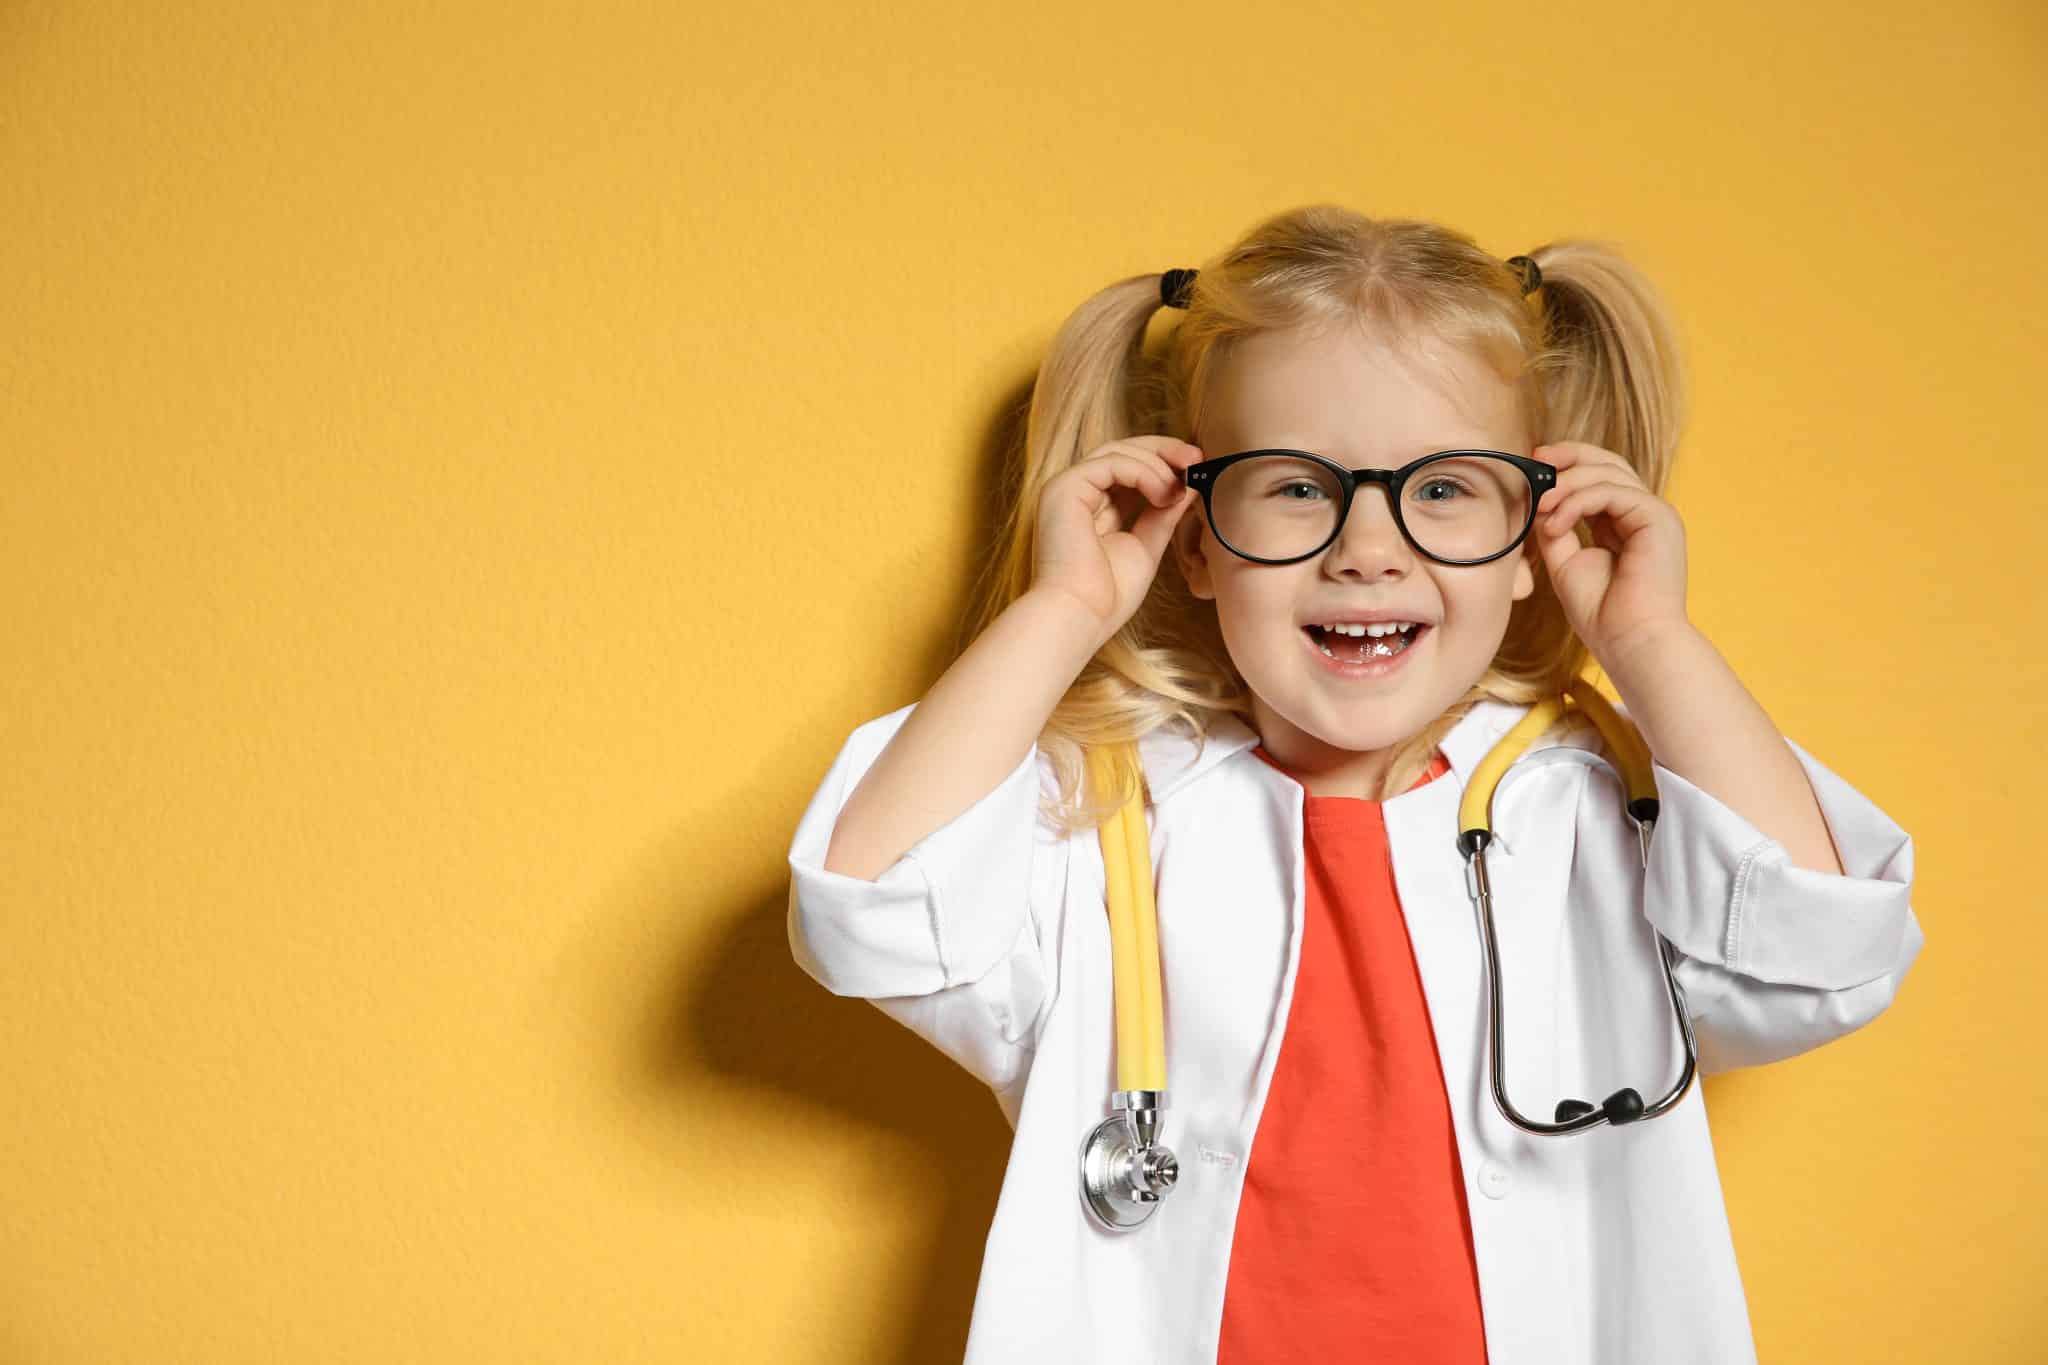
[1079,1089,1179,1232]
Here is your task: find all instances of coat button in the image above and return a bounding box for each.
[1478,1160,1512,1199]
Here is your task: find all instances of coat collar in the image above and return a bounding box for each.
[1137,696,1539,807]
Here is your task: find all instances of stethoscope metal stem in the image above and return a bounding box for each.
[1080,1089,1179,1230]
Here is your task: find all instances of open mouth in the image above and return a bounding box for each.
[1303,622,1428,664]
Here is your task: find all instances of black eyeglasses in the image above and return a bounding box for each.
[1183,448,1558,567]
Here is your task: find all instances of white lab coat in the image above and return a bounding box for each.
[785,695,1923,1363]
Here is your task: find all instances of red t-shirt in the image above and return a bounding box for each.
[1216,745,1489,1363]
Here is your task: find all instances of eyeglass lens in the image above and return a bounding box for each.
[1207,453,1531,563]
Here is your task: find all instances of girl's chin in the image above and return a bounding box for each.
[1255,699,1429,755]
[1303,721,1422,753]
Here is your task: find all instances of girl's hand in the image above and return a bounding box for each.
[1531,441,1691,672]
[1032,436,1204,648]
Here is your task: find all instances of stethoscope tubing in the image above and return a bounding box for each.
[1466,747,1700,1135]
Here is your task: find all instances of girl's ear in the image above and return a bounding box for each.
[1174,509,1216,601]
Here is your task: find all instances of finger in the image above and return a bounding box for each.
[1534,504,1613,601]
[1535,442,1633,478]
[1120,435,1203,460]
[1536,463,1644,515]
[1075,450,1183,511]
[1548,482,1630,536]
[1127,486,1200,561]
[1101,462,1190,538]
[1130,447,1196,505]
[1541,480,1662,538]
[1544,539,1615,619]
[1532,495,1589,559]
[1144,440,1207,494]
[1100,437,1204,479]
[1535,509,1597,574]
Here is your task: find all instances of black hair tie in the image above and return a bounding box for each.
[1506,255,1543,296]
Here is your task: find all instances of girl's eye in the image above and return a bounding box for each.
[1274,481,1327,501]
[1413,478,1467,503]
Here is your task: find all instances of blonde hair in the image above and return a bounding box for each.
[959,203,1685,835]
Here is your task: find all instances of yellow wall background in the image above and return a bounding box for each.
[4,1,2040,1359]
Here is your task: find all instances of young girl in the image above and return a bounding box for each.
[785,204,1922,1363]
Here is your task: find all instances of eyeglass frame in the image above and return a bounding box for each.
[1182,447,1560,567]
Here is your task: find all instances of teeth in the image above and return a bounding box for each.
[1311,622,1423,661]
[1315,621,1419,637]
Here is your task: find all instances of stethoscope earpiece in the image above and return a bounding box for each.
[1554,1087,1647,1126]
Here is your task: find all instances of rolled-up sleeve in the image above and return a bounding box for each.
[785,702,1059,1097]
[1637,731,1924,1073]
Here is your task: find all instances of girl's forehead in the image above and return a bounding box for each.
[1203,327,1523,454]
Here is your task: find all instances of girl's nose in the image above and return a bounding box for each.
[1323,486,1414,574]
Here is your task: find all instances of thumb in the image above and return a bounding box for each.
[1551,544,1614,629]
[1127,487,1198,564]
[1535,516,1584,589]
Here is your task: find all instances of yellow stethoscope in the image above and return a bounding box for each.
[1078,676,1701,1232]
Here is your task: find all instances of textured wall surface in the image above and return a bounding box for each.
[3,0,2039,1359]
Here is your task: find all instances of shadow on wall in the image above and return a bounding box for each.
[558,372,1044,1362]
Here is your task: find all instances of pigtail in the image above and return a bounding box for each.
[1521,242,1687,499]
[960,274,1164,654]
[956,273,1242,837]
